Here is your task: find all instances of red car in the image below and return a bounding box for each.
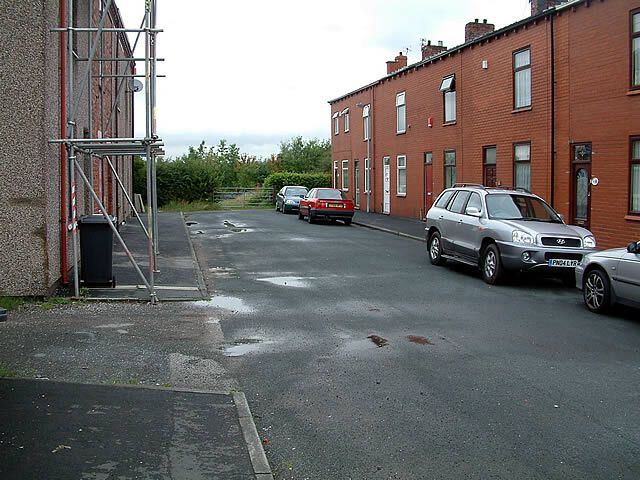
[298,188,355,225]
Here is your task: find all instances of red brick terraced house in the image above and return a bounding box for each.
[329,0,640,250]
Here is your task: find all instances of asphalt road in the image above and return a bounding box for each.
[189,209,640,480]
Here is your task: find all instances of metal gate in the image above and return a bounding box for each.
[212,187,274,210]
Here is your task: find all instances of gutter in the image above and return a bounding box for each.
[60,0,68,284]
[550,13,556,207]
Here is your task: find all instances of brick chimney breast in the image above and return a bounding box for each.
[421,40,448,61]
[464,18,495,43]
[530,0,568,16]
[387,51,408,74]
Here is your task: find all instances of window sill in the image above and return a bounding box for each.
[342,189,349,192]
[626,89,640,96]
[396,130,406,135]
[397,193,407,198]
[344,130,350,133]
[442,121,457,127]
[625,214,640,222]
[512,106,532,113]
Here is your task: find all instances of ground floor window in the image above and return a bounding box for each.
[397,155,407,195]
[444,150,456,188]
[514,143,531,191]
[333,160,339,189]
[364,158,370,193]
[483,146,497,187]
[342,160,349,191]
[354,160,360,207]
[632,138,640,213]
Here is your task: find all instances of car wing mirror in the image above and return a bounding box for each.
[627,241,640,254]
[466,207,482,217]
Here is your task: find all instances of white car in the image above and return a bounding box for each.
[576,240,640,313]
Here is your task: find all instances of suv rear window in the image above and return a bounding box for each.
[448,191,471,214]
[434,190,455,208]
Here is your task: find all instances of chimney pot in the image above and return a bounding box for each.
[465,18,495,42]
[422,40,448,60]
[483,19,487,23]
[438,40,443,46]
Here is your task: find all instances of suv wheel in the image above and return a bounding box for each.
[428,232,446,266]
[482,244,503,285]
[583,268,610,313]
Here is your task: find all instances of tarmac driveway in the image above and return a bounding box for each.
[188,209,640,480]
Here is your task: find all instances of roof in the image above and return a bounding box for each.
[328,0,584,104]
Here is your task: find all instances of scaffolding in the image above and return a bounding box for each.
[50,0,163,304]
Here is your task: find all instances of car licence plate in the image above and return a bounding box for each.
[548,259,579,267]
[327,203,343,208]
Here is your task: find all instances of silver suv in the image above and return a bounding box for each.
[425,184,598,284]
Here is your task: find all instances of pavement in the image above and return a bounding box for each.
[0,211,273,480]
[352,210,427,241]
[86,212,208,301]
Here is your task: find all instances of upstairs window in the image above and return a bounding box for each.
[396,92,406,133]
[333,112,339,135]
[440,75,456,123]
[444,150,456,188]
[632,11,640,88]
[514,48,532,108]
[362,104,370,141]
[342,108,350,132]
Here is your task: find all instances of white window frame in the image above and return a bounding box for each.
[333,112,340,135]
[514,143,531,191]
[396,92,406,134]
[342,160,349,191]
[364,158,370,193]
[333,160,339,189]
[362,104,370,141]
[440,75,456,123]
[514,48,532,109]
[397,155,407,196]
[342,108,350,132]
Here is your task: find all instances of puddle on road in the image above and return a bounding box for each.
[256,276,310,288]
[192,296,254,314]
[96,323,134,329]
[223,338,275,357]
[367,335,389,347]
[406,335,434,345]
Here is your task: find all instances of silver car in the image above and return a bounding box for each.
[575,240,640,313]
[425,185,598,285]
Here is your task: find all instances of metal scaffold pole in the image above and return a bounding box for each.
[51,0,163,304]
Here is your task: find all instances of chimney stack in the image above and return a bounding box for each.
[386,51,408,75]
[421,40,447,61]
[530,0,566,16]
[464,18,495,43]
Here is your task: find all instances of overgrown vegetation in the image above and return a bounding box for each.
[0,364,18,378]
[0,296,27,311]
[263,172,331,193]
[134,136,331,207]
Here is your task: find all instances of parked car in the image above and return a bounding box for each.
[425,184,598,285]
[298,188,354,225]
[275,186,308,214]
[575,240,640,313]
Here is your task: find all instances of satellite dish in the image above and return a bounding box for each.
[131,79,143,93]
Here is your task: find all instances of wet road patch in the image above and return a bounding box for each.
[224,338,275,357]
[406,335,434,345]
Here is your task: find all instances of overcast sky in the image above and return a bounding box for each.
[117,1,532,159]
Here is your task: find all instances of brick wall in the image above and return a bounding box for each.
[329,0,640,249]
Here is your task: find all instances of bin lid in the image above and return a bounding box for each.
[79,215,117,225]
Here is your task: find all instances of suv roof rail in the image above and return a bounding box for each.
[451,183,485,189]
[484,185,532,194]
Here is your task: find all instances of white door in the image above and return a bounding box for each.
[383,157,391,214]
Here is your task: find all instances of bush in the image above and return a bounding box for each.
[263,172,332,194]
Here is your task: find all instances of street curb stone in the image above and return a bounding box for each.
[353,221,426,243]
[233,391,274,479]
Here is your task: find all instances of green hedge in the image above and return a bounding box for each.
[263,172,331,194]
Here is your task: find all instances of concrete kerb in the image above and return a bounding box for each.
[180,211,209,297]
[352,220,426,243]
[233,391,274,479]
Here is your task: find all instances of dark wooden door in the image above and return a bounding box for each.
[571,144,592,229]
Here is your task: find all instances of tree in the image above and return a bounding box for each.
[278,136,331,174]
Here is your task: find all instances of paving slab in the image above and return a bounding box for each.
[85,212,207,301]
[0,378,263,479]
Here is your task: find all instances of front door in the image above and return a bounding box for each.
[423,152,433,218]
[571,143,592,229]
[383,157,391,214]
[354,161,360,208]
